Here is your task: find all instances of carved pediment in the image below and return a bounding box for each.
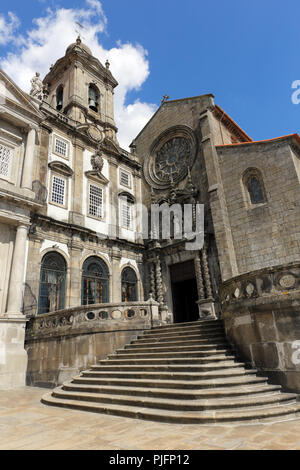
[48,161,73,177]
[0,68,43,119]
[85,170,109,184]
[101,137,121,156]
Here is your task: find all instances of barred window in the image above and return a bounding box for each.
[54,137,68,157]
[120,170,130,187]
[51,175,66,206]
[89,184,103,218]
[0,143,11,178]
[121,200,131,229]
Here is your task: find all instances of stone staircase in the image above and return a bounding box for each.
[42,319,300,424]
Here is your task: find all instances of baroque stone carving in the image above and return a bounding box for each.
[279,274,296,289]
[91,149,104,173]
[87,125,104,143]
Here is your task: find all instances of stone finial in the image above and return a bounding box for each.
[76,35,82,45]
[105,59,110,70]
[161,94,170,104]
[30,72,43,100]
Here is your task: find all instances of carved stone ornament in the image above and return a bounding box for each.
[144,125,197,189]
[91,150,104,173]
[87,125,104,143]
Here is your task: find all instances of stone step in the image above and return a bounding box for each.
[71,374,269,390]
[114,348,232,358]
[102,355,237,365]
[62,382,282,401]
[52,387,297,412]
[121,343,230,353]
[151,320,223,332]
[42,393,300,424]
[140,326,225,339]
[128,338,227,348]
[80,368,257,381]
[91,362,243,372]
[132,333,226,344]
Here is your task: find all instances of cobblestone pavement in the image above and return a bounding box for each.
[0,387,300,450]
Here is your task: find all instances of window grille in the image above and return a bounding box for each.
[51,175,65,205]
[54,137,68,157]
[89,184,103,218]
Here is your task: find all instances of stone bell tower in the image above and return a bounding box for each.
[42,36,119,142]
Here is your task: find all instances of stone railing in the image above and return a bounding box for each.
[219,262,300,308]
[26,300,159,341]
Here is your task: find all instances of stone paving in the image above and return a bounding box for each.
[0,387,300,450]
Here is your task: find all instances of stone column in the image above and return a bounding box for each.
[21,127,36,190]
[6,224,28,317]
[196,242,217,319]
[150,262,156,300]
[194,252,205,301]
[155,255,169,324]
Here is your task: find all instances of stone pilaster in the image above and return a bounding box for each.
[69,142,84,226]
[67,240,83,308]
[21,127,36,190]
[108,158,119,239]
[110,246,122,302]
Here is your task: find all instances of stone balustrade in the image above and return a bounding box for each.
[26,300,159,341]
[219,262,300,308]
[219,262,300,394]
[25,299,160,387]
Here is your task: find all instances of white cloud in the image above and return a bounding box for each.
[0,12,20,45]
[0,0,157,149]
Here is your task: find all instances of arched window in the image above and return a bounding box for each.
[88,84,99,112]
[38,252,66,314]
[121,267,138,302]
[81,256,109,305]
[243,168,266,205]
[56,85,63,111]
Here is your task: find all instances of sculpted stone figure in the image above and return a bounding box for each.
[91,149,104,174]
[30,72,43,100]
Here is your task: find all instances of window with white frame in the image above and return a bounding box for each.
[88,184,103,219]
[0,143,12,179]
[51,175,66,206]
[54,136,68,158]
[120,169,131,188]
[120,196,134,229]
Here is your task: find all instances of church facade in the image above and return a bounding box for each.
[1,38,300,393]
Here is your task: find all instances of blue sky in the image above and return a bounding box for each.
[0,0,300,147]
